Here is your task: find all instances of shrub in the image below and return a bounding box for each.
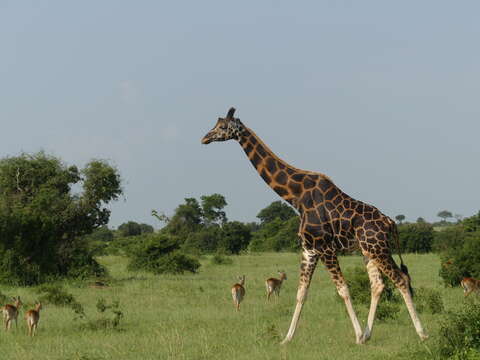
[438,299,480,359]
[127,233,200,274]
[376,301,401,321]
[81,298,123,331]
[337,266,402,322]
[0,152,122,285]
[249,217,299,252]
[439,233,480,287]
[398,223,434,253]
[343,266,401,305]
[210,253,233,265]
[415,287,444,314]
[37,284,85,319]
[433,226,467,253]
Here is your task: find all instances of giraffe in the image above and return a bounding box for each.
[201,107,428,344]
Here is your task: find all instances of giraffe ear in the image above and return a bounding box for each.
[226,107,236,119]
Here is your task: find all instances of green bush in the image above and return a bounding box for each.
[337,266,402,322]
[37,284,85,319]
[415,286,444,314]
[439,233,480,287]
[438,299,480,359]
[398,223,434,253]
[127,233,200,275]
[81,298,123,331]
[249,217,299,252]
[0,152,122,285]
[210,253,233,265]
[376,301,401,321]
[343,266,401,305]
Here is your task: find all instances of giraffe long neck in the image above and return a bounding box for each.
[238,126,316,207]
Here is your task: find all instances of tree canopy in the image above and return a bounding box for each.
[256,200,296,224]
[0,152,122,285]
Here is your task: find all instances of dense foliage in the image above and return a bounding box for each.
[127,233,200,274]
[437,212,480,287]
[398,223,434,253]
[438,299,480,359]
[0,152,122,285]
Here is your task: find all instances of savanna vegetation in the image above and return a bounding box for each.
[1,151,480,359]
[0,253,476,360]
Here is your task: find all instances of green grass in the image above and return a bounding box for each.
[0,253,464,359]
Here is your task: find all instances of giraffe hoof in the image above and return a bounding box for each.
[420,333,429,341]
[358,334,369,344]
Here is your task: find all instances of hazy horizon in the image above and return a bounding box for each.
[2,2,479,228]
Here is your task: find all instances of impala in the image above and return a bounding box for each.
[25,302,42,336]
[266,271,287,301]
[2,296,22,331]
[461,277,480,297]
[231,275,246,311]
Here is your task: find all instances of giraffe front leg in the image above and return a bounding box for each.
[360,257,385,343]
[323,253,364,344]
[281,249,319,345]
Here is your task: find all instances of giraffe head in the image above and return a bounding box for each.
[201,107,243,144]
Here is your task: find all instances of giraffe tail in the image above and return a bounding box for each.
[391,221,414,297]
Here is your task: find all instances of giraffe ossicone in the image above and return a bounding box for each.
[202,107,427,344]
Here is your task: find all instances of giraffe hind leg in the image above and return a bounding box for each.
[375,255,428,340]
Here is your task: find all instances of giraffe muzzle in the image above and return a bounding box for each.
[201,134,213,144]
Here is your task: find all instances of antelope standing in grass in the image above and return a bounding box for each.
[25,303,42,336]
[461,277,480,297]
[2,296,22,331]
[266,271,287,301]
[231,275,246,311]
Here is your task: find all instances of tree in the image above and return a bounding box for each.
[219,221,252,254]
[462,211,480,232]
[127,233,200,274]
[257,201,296,224]
[118,221,142,237]
[437,210,453,223]
[416,217,426,224]
[200,194,227,225]
[0,152,122,285]
[118,221,154,237]
[164,198,203,237]
[398,223,434,253]
[395,214,406,224]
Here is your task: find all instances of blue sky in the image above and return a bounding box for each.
[1,1,479,227]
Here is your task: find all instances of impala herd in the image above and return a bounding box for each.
[0,270,476,336]
[231,271,288,311]
[0,296,42,336]
[232,271,480,311]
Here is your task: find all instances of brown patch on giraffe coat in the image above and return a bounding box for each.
[273,186,288,197]
[275,171,287,185]
[303,177,316,189]
[256,144,267,158]
[251,153,262,168]
[301,191,314,209]
[288,181,302,195]
[265,157,277,174]
[260,169,271,183]
[325,188,338,200]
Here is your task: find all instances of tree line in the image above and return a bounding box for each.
[0,151,478,286]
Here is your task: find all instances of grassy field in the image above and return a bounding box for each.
[0,252,463,360]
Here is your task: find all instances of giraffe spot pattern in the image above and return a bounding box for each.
[236,131,410,296]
